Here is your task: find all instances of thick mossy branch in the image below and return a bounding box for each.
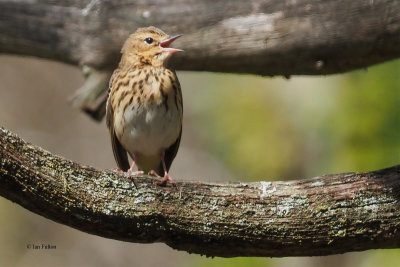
[1,126,400,257]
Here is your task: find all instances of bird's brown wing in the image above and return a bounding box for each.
[158,69,183,175]
[106,87,130,171]
[159,127,182,175]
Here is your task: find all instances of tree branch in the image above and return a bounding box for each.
[1,0,399,76]
[1,126,400,257]
[2,0,400,120]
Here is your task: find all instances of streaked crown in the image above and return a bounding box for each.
[120,26,182,67]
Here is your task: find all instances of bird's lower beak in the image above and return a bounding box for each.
[160,34,183,54]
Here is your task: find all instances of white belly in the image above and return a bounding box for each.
[116,103,181,157]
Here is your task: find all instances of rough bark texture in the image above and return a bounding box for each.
[1,126,400,257]
[1,0,400,76]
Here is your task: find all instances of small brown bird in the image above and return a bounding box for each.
[106,26,183,185]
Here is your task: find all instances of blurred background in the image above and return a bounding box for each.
[0,54,399,266]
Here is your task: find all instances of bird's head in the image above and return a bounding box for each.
[120,26,183,68]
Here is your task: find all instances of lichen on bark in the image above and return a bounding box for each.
[1,127,400,257]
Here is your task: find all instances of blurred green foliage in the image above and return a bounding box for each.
[327,60,400,172]
[187,59,400,181]
[360,249,400,267]
[183,59,400,267]
[197,74,302,180]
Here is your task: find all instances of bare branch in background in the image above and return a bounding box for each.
[1,126,400,257]
[1,0,399,76]
[2,0,399,120]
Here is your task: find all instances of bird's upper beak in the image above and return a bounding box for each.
[160,34,183,54]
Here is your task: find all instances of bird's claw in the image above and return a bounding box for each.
[158,174,176,186]
[148,170,176,186]
[113,168,143,175]
[127,169,144,175]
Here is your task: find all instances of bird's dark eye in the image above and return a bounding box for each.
[144,37,153,44]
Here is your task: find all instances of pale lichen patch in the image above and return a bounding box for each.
[81,0,100,16]
[274,196,309,217]
[133,194,156,204]
[259,181,276,197]
[222,12,283,34]
[311,181,325,187]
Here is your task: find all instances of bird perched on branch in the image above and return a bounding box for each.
[106,26,183,185]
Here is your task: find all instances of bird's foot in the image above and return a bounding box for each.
[158,173,176,186]
[148,170,176,186]
[113,168,143,175]
[126,159,143,175]
[127,169,144,175]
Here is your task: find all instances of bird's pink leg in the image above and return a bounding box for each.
[148,152,175,185]
[127,155,144,175]
[159,152,175,185]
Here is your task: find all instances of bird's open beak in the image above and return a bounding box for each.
[160,34,183,54]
